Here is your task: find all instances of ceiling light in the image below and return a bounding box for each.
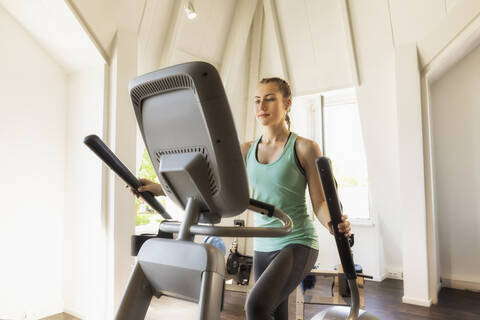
[184,2,197,20]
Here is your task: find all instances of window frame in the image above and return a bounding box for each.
[297,88,373,226]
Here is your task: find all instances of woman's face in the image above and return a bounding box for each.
[254,82,291,128]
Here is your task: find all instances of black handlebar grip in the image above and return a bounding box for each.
[315,157,356,280]
[84,134,171,219]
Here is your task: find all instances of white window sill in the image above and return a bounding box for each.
[308,211,375,227]
[350,218,374,227]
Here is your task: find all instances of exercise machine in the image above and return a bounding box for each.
[85,61,293,320]
[85,61,379,319]
[312,157,378,319]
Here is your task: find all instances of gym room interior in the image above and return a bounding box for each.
[0,0,479,319]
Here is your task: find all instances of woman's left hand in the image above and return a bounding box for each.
[327,214,352,237]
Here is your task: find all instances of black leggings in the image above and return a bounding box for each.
[246,244,318,320]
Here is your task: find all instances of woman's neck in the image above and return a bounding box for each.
[261,123,290,144]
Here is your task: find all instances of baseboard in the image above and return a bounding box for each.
[402,296,432,307]
[386,270,403,280]
[373,273,387,282]
[41,312,80,320]
[441,278,480,292]
[368,271,401,282]
[62,308,84,320]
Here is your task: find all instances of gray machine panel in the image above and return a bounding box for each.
[137,238,226,302]
[129,62,249,223]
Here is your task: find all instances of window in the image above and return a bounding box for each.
[291,88,370,222]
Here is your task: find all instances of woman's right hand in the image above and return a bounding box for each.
[126,178,165,197]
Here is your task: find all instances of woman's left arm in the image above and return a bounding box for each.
[296,138,351,236]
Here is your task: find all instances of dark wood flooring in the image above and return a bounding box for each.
[220,278,480,320]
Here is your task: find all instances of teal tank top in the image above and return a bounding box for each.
[246,132,319,252]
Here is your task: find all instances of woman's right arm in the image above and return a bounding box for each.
[127,178,165,197]
[240,141,253,163]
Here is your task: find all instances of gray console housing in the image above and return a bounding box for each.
[129,62,249,223]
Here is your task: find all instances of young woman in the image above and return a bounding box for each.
[130,77,351,320]
[240,77,350,320]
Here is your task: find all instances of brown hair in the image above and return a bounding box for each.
[259,77,292,130]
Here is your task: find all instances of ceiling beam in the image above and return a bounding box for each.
[262,0,290,82]
[418,0,480,72]
[220,0,259,89]
[244,1,264,142]
[136,0,148,35]
[339,0,360,86]
[64,0,110,63]
[159,0,186,68]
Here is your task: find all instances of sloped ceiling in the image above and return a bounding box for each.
[2,0,464,93]
[388,0,446,47]
[137,0,356,95]
[137,0,175,74]
[173,0,237,67]
[0,0,104,72]
[67,0,123,56]
[274,0,354,95]
[134,0,461,96]
[138,0,237,73]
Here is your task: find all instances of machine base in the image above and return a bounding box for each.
[311,306,379,320]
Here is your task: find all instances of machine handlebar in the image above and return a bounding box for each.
[84,134,172,220]
[84,134,292,238]
[159,199,292,237]
[316,157,357,280]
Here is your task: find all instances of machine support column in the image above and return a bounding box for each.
[115,262,153,320]
[198,271,224,320]
[178,197,199,241]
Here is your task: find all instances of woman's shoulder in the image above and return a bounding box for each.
[240,140,255,160]
[294,134,323,160]
[241,140,255,152]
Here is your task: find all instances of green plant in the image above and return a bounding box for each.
[136,214,150,226]
[138,148,158,183]
[136,148,161,226]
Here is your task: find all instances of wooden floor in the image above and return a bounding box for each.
[217,278,480,320]
[50,278,480,319]
[42,313,80,320]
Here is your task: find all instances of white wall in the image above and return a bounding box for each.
[340,0,399,280]
[430,44,480,289]
[395,44,431,305]
[63,66,105,319]
[106,28,138,317]
[0,5,67,319]
[305,0,478,284]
